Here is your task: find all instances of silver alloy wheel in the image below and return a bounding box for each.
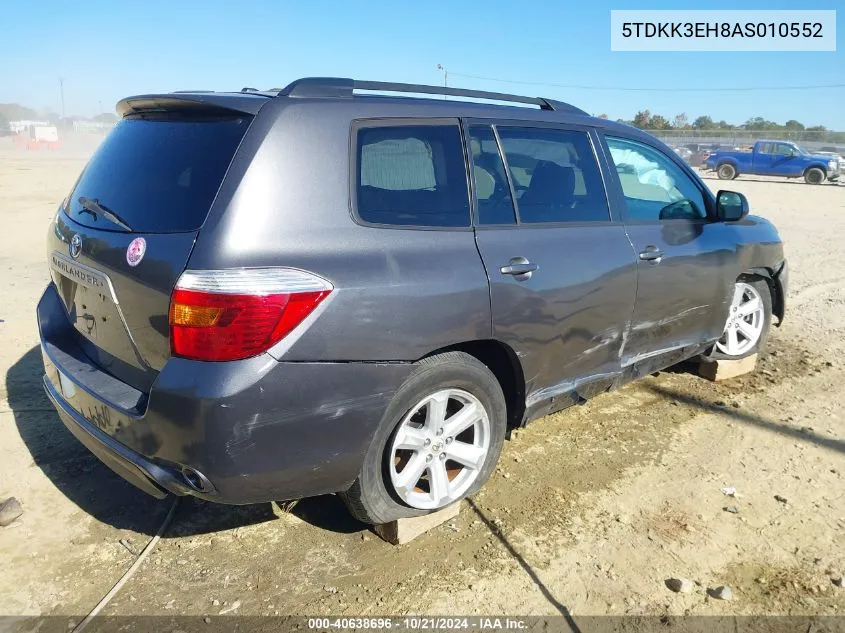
[715,282,765,356]
[388,388,491,510]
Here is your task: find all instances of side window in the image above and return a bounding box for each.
[468,126,516,225]
[355,124,470,227]
[775,143,794,156]
[495,127,610,224]
[605,136,708,222]
[759,142,773,154]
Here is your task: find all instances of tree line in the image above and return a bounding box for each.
[597,110,842,143]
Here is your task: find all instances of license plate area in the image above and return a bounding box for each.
[50,253,120,344]
[59,281,122,343]
[49,251,141,366]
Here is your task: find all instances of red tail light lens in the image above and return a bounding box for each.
[169,269,332,361]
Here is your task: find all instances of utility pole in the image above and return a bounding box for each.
[436,64,447,100]
[59,77,65,120]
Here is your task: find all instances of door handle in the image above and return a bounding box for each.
[638,246,664,262]
[500,257,538,281]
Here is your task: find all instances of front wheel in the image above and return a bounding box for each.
[717,163,737,180]
[804,167,825,185]
[341,352,507,525]
[708,278,772,360]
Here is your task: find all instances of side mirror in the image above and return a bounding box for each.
[717,190,749,222]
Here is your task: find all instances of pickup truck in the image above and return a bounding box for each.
[705,140,840,184]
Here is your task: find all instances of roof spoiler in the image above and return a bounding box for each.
[116,93,270,117]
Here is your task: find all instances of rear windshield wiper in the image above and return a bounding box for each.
[77,197,134,232]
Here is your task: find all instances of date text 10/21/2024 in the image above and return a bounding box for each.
[307,617,529,630]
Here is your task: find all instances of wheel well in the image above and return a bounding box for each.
[804,164,826,175]
[422,340,525,429]
[739,269,784,326]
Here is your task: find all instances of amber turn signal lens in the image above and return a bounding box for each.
[169,302,224,327]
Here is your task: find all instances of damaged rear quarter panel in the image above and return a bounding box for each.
[142,356,414,504]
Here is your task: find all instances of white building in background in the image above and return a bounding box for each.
[32,126,59,143]
[73,120,114,133]
[9,120,50,133]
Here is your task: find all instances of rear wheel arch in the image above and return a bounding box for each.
[421,339,526,429]
[341,350,508,523]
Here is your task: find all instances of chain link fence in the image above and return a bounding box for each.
[650,129,845,152]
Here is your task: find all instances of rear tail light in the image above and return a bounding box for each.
[169,268,332,361]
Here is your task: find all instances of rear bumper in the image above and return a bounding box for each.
[43,376,181,499]
[38,283,414,504]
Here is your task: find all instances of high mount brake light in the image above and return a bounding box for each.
[168,268,332,361]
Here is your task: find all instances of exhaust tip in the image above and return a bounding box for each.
[181,466,213,493]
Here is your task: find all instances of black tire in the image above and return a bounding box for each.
[707,277,773,361]
[804,167,825,185]
[340,352,507,525]
[717,163,737,180]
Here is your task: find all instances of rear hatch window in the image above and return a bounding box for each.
[66,115,251,233]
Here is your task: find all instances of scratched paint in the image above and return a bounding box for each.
[579,328,620,357]
[225,391,391,456]
[526,371,619,408]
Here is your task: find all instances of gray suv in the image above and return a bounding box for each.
[37,78,787,524]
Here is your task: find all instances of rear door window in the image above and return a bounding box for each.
[66,116,251,233]
[355,122,470,228]
[496,127,610,224]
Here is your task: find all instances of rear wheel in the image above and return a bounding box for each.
[717,163,737,180]
[709,278,772,360]
[341,352,507,525]
[804,167,825,185]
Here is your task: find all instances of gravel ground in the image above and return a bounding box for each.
[0,142,843,619]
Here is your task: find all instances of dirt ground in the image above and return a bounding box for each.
[0,138,843,621]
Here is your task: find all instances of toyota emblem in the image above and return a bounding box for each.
[70,234,82,259]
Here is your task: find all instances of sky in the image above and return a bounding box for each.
[1,0,842,128]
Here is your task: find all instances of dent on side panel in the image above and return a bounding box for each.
[618,217,783,368]
[145,356,415,503]
[734,216,785,273]
[732,220,787,325]
[478,224,638,419]
[525,370,619,408]
[619,303,712,367]
[519,221,785,425]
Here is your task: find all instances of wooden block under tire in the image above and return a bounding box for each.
[374,503,460,545]
[698,354,758,381]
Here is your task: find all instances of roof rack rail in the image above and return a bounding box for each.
[275,77,587,115]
